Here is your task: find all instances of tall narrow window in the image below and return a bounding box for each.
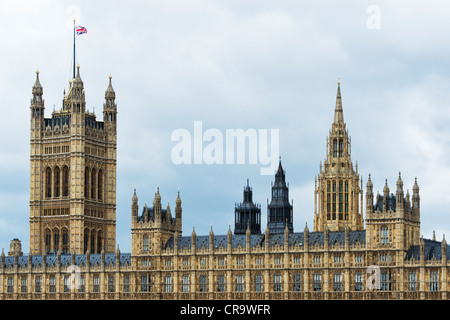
[143,235,149,251]
[333,139,338,158]
[45,229,51,253]
[91,230,96,254]
[62,228,69,253]
[354,273,363,291]
[274,274,282,292]
[97,231,102,254]
[344,181,349,220]
[98,169,103,200]
[408,271,417,291]
[255,274,263,292]
[339,180,343,220]
[182,275,190,293]
[217,275,225,292]
[339,139,343,157]
[199,274,207,292]
[93,275,100,293]
[108,275,115,293]
[381,227,389,244]
[85,168,90,198]
[54,167,60,197]
[53,229,59,253]
[62,166,69,197]
[91,168,96,199]
[430,271,439,291]
[165,275,173,293]
[327,182,331,220]
[332,181,337,220]
[84,231,89,254]
[46,167,52,198]
[313,273,322,292]
[334,273,342,292]
[293,274,302,292]
[236,275,244,292]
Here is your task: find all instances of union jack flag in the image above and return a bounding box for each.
[76,26,87,35]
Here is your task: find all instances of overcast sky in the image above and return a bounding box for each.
[1,0,450,253]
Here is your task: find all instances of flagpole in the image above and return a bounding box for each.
[73,19,76,79]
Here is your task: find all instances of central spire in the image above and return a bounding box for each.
[334,77,344,124]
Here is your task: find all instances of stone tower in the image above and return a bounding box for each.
[131,188,182,256]
[314,78,363,232]
[29,66,117,255]
[234,179,261,235]
[365,173,421,250]
[267,159,293,234]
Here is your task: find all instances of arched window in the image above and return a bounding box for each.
[98,169,103,201]
[62,166,69,197]
[54,166,60,197]
[62,228,69,253]
[338,180,343,220]
[45,229,52,253]
[90,230,96,254]
[91,168,97,199]
[53,228,60,253]
[333,139,338,158]
[46,167,52,198]
[97,230,103,253]
[85,168,90,198]
[332,181,337,220]
[84,229,89,253]
[327,181,331,220]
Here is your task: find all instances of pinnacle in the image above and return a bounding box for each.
[333,77,344,124]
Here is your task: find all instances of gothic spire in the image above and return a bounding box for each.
[334,77,344,124]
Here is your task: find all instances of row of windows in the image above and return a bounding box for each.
[326,180,349,220]
[43,228,103,254]
[332,138,345,158]
[4,270,441,294]
[140,254,367,268]
[43,207,70,216]
[45,166,69,198]
[44,145,70,155]
[140,254,305,268]
[85,146,105,157]
[45,166,105,201]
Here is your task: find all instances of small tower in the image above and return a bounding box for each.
[103,74,117,134]
[130,187,182,256]
[234,179,261,235]
[365,174,421,250]
[267,159,293,234]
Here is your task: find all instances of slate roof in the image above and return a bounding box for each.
[405,239,450,261]
[164,230,366,250]
[2,253,132,268]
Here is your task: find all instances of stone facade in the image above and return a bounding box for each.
[0,73,447,300]
[29,66,117,256]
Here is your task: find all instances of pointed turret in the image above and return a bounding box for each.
[175,188,182,234]
[103,74,117,131]
[31,69,45,126]
[334,77,344,124]
[268,157,293,234]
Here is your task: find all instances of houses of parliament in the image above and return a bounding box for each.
[0,66,447,301]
